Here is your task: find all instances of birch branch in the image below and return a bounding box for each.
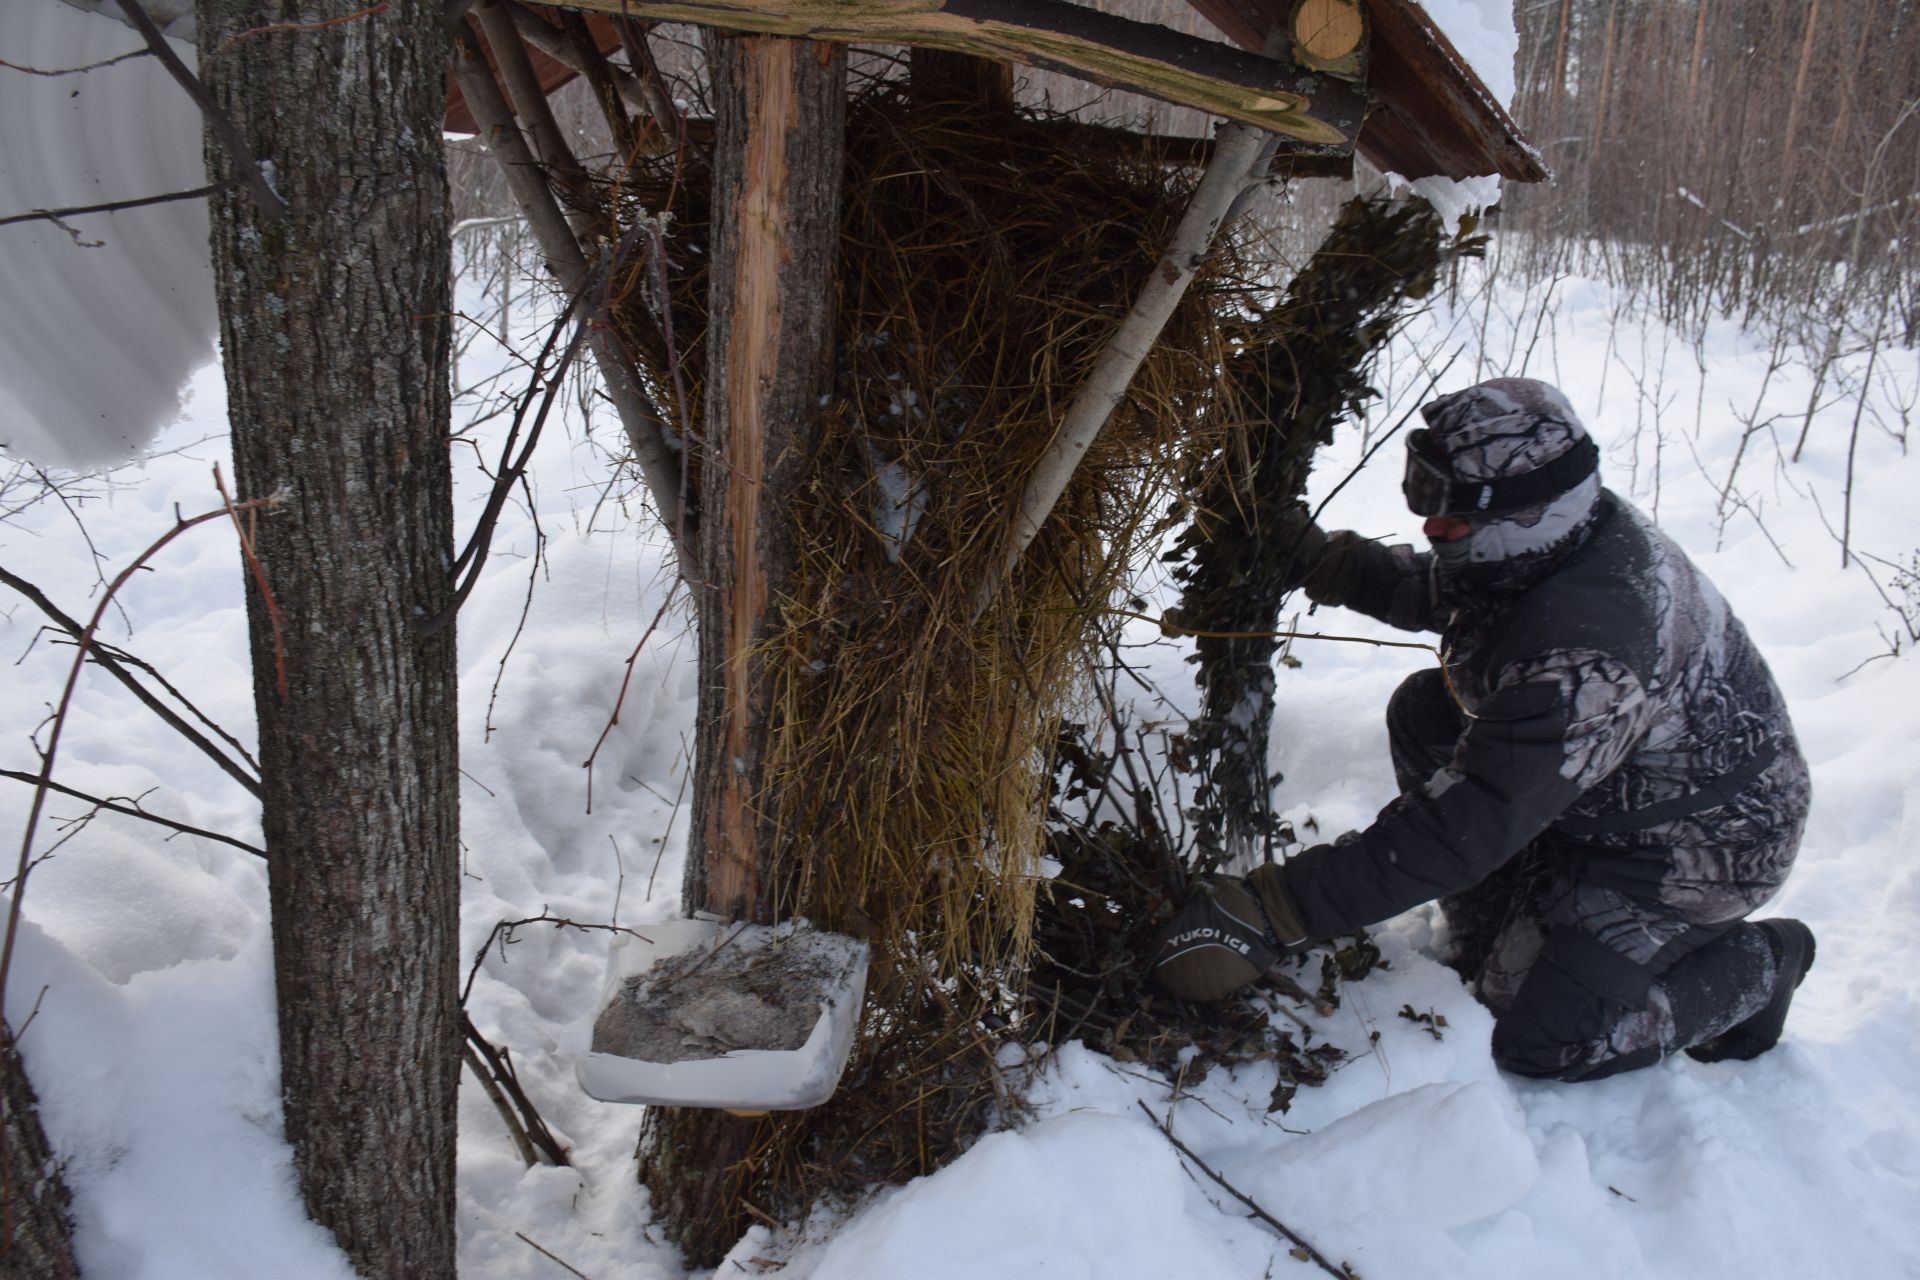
[0,183,231,237]
[975,121,1269,615]
[0,771,264,860]
[451,17,697,571]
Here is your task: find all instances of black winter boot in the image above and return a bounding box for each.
[1686,919,1816,1063]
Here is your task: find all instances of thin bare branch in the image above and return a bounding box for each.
[1,493,280,1035]
[0,182,232,238]
[0,562,263,798]
[0,48,150,76]
[464,1014,571,1165]
[463,1038,540,1167]
[0,771,263,859]
[1138,1101,1353,1280]
[109,0,285,222]
[582,582,682,811]
[208,4,390,57]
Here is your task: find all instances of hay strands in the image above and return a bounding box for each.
[974,119,1271,617]
[576,917,870,1114]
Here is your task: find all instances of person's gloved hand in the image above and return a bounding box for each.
[1273,505,1365,608]
[1273,502,1329,583]
[1152,868,1311,1003]
[1303,529,1369,607]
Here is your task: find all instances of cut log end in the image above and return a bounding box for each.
[1292,0,1366,78]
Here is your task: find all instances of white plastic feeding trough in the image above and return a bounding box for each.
[575,918,869,1112]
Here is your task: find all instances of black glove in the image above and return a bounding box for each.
[1152,869,1311,1003]
[1273,503,1331,585]
[1273,505,1372,610]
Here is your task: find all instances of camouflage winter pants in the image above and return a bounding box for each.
[1386,668,1790,1081]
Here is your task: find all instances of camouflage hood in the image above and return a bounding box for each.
[1418,378,1604,599]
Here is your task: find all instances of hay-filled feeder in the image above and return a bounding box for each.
[578,920,869,1114]
[598,83,1280,1255]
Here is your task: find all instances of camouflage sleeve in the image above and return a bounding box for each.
[1283,649,1654,940]
[1308,532,1442,634]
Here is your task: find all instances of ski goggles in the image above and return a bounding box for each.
[1402,430,1599,518]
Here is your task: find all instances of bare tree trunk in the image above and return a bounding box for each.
[640,32,846,1265]
[1782,0,1824,187]
[195,4,459,1276]
[1549,0,1571,113]
[1,1022,78,1280]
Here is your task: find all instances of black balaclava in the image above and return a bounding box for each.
[1415,377,1605,601]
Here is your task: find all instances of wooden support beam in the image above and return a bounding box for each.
[688,34,847,921]
[505,4,640,102]
[525,0,1364,148]
[450,18,697,568]
[1185,0,1546,182]
[975,121,1272,615]
[1290,0,1365,80]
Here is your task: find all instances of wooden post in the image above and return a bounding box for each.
[639,33,846,1264]
[686,33,846,922]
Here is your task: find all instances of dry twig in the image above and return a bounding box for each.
[1,489,279,1035]
[1137,1101,1354,1280]
[109,0,284,221]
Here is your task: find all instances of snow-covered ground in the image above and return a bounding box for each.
[5,222,1919,1279]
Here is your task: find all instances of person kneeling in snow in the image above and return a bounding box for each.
[1153,378,1816,1081]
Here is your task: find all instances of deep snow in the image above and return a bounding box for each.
[3,7,1918,1275]
[4,240,1918,1279]
[0,2,214,469]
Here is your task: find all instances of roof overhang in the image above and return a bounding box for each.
[1186,0,1541,180]
[449,0,1543,184]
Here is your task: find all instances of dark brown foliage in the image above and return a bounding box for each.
[1166,195,1481,871]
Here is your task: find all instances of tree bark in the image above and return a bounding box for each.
[640,32,845,1265]
[1,1022,79,1280]
[194,4,459,1277]
[681,33,846,924]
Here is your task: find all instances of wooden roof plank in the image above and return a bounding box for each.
[528,0,1365,147]
[469,0,1540,182]
[1186,0,1544,180]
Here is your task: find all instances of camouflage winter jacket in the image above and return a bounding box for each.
[1285,489,1810,941]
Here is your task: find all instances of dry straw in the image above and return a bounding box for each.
[601,84,1287,1254]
